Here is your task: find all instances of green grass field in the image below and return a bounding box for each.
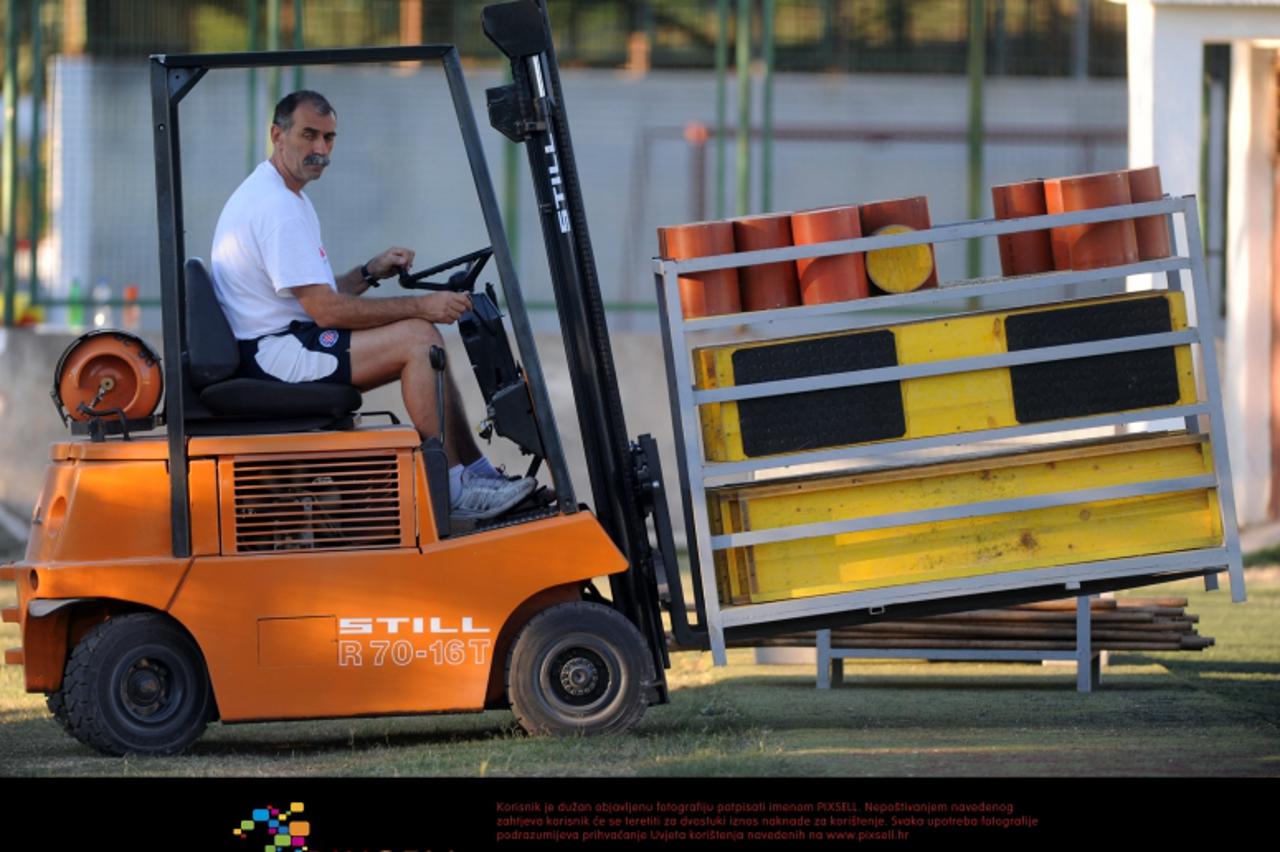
[1,562,1276,777]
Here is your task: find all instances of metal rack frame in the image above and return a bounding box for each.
[654,195,1243,665]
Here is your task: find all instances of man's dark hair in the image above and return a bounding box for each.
[272,90,336,131]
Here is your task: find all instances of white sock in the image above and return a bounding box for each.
[466,456,501,479]
[449,464,464,506]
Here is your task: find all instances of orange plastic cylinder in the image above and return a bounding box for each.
[1124,166,1171,261]
[992,179,1054,276]
[858,196,938,292]
[657,221,742,318]
[789,205,869,305]
[731,213,801,311]
[1044,171,1139,270]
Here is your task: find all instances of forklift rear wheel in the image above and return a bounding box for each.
[58,613,213,756]
[505,601,653,736]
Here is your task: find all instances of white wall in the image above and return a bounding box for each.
[1126,0,1280,525]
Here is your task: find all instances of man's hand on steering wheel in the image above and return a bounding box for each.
[365,246,416,282]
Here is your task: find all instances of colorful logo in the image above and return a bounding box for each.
[319,246,327,258]
[232,802,310,850]
[318,329,339,348]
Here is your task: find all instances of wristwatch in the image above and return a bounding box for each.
[360,262,380,288]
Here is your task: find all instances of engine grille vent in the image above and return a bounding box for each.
[229,452,406,553]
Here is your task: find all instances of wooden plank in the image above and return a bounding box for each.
[1018,599,1118,611]
[826,625,1191,642]
[1114,597,1190,608]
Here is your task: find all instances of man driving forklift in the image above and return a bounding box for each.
[210,90,534,521]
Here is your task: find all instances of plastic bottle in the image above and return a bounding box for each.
[92,278,113,328]
[122,285,141,330]
[67,278,84,328]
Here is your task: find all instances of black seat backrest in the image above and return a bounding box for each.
[183,258,241,390]
[180,256,362,432]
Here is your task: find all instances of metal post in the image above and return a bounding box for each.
[992,0,1006,76]
[966,0,985,280]
[816,629,831,689]
[1075,595,1093,692]
[715,0,728,218]
[822,0,835,69]
[735,0,751,216]
[267,0,282,112]
[27,0,41,303]
[292,0,304,91]
[502,64,519,277]
[641,0,655,65]
[247,0,260,173]
[761,0,774,212]
[150,58,193,559]
[1183,200,1246,603]
[2,0,17,326]
[1073,0,1090,80]
[688,123,708,221]
[1205,53,1226,335]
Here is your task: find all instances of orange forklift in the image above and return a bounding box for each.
[0,1,704,756]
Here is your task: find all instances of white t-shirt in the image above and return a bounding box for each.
[210,160,337,339]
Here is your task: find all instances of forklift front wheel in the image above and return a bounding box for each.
[505,601,653,736]
[57,612,213,756]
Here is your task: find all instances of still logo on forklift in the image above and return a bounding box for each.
[545,132,571,235]
[339,616,490,635]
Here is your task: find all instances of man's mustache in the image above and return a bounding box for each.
[304,154,330,167]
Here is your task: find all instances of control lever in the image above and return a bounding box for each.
[422,344,451,539]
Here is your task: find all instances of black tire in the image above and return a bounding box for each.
[505,601,654,736]
[59,613,213,756]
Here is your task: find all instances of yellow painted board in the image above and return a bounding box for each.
[694,292,1197,463]
[709,433,1222,604]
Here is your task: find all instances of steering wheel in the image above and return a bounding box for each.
[396,246,493,293]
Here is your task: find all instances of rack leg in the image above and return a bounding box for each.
[1076,595,1098,693]
[816,629,832,689]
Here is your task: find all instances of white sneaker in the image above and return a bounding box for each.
[451,470,537,521]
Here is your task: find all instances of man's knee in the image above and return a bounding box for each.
[400,318,444,350]
[382,319,444,366]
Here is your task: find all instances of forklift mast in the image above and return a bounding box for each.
[481,1,672,669]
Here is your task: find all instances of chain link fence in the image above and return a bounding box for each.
[1,0,1128,329]
[57,1,1127,75]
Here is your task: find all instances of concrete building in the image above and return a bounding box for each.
[1124,0,1280,527]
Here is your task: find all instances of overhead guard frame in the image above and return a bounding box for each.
[150,43,575,559]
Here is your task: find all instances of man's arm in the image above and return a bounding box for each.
[293,284,471,330]
[335,246,416,295]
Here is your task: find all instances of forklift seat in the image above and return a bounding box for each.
[183,258,361,427]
